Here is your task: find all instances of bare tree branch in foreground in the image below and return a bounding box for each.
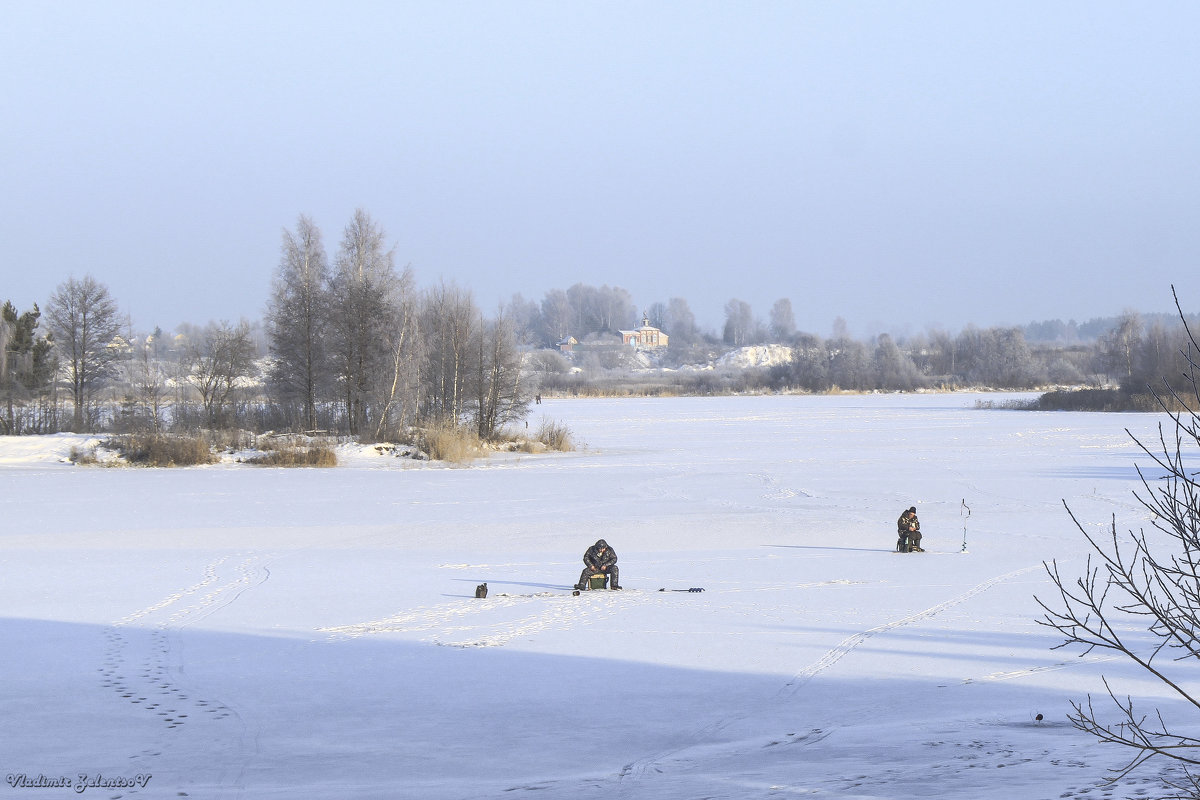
[1038,287,1200,798]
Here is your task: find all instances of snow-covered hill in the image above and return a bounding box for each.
[714,343,794,368]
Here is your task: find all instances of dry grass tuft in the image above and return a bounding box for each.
[69,446,99,465]
[246,445,338,467]
[535,419,575,452]
[419,424,483,464]
[112,434,217,466]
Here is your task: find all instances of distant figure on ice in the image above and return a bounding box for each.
[897,506,923,552]
[575,539,621,590]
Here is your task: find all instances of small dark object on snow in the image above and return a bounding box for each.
[572,589,581,596]
[1035,713,1043,722]
[475,583,488,599]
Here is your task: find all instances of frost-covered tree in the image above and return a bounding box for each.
[45,275,121,431]
[952,326,1041,387]
[370,266,419,440]
[978,327,1041,387]
[795,333,831,390]
[184,320,257,429]
[505,293,541,346]
[421,281,477,425]
[924,329,957,378]
[769,332,830,392]
[266,215,330,431]
[1129,321,1190,395]
[874,333,920,390]
[827,336,871,391]
[470,306,528,440]
[129,334,168,433]
[564,283,637,337]
[663,297,700,346]
[723,298,754,347]
[328,209,408,437]
[539,289,572,345]
[593,285,637,333]
[769,298,796,342]
[1099,311,1143,383]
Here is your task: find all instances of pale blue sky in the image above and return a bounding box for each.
[3,1,1198,337]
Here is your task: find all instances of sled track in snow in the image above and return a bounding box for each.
[965,652,1119,684]
[613,564,1045,792]
[100,552,270,798]
[775,564,1044,697]
[748,471,813,500]
[321,590,643,648]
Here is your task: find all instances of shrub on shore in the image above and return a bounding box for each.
[1025,388,1188,413]
[110,433,218,466]
[245,444,337,467]
[418,424,483,465]
[535,418,575,451]
[68,445,99,465]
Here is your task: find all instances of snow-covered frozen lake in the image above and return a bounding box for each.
[0,393,1184,799]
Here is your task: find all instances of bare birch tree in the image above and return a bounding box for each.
[371,266,419,441]
[539,289,572,345]
[266,215,331,431]
[471,306,527,440]
[874,333,920,390]
[131,335,168,433]
[663,297,699,346]
[769,298,797,342]
[421,281,477,425]
[184,320,257,429]
[723,298,754,347]
[1100,311,1143,384]
[328,209,401,437]
[45,275,121,431]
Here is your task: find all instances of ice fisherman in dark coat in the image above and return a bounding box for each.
[575,539,621,590]
[897,506,923,552]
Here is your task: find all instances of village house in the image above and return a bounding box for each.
[556,315,668,354]
[619,314,669,349]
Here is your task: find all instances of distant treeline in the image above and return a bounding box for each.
[3,208,1198,434]
[1023,312,1200,344]
[759,310,1195,396]
[526,310,1197,406]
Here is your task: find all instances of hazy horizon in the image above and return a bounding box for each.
[9,270,1197,345]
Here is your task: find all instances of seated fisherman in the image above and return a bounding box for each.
[897,506,923,552]
[575,538,621,590]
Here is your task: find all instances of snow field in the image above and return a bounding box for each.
[0,393,1187,798]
